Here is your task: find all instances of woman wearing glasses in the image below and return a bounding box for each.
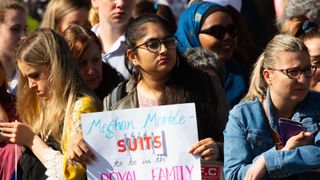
[299,25,320,92]
[224,34,320,179]
[175,1,250,107]
[104,14,230,161]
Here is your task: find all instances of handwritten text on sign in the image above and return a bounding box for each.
[81,103,200,180]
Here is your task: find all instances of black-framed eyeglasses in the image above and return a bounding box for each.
[199,24,237,40]
[131,36,178,53]
[268,66,317,79]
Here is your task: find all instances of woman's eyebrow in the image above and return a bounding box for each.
[143,34,171,42]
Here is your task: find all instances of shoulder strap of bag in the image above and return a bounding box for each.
[109,80,128,108]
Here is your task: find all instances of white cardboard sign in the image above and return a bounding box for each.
[81,103,201,180]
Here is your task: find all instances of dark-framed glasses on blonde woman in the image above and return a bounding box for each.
[268,66,317,79]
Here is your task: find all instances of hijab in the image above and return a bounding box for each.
[175,2,226,54]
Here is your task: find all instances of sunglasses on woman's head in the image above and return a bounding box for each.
[199,25,237,40]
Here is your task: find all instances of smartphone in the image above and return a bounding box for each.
[278,118,306,146]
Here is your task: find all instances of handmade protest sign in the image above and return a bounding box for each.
[81,103,200,180]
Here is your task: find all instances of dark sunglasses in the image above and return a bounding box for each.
[199,25,237,40]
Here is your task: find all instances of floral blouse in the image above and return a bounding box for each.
[43,96,98,180]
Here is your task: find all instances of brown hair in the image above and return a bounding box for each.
[279,16,308,36]
[300,29,320,42]
[0,0,24,24]
[62,24,101,62]
[62,24,124,99]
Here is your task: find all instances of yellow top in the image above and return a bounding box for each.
[63,96,98,180]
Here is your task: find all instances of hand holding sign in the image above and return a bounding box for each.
[81,103,201,180]
[189,138,220,160]
[67,133,96,165]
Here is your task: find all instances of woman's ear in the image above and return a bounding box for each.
[263,68,272,85]
[127,50,139,66]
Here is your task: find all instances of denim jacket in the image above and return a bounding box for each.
[224,89,320,179]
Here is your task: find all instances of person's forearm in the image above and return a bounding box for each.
[27,135,53,165]
[28,135,65,179]
[264,145,320,177]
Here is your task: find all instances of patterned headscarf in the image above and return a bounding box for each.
[175,2,226,54]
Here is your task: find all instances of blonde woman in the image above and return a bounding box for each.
[90,0,136,79]
[0,28,101,179]
[224,34,320,179]
[41,0,91,33]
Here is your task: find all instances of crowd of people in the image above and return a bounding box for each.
[0,0,320,179]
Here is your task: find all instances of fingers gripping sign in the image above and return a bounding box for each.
[67,133,96,166]
[188,138,220,161]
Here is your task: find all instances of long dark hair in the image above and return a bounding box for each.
[125,14,220,139]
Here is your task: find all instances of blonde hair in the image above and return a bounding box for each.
[243,34,308,100]
[89,6,99,26]
[278,16,307,36]
[16,28,100,148]
[41,0,90,32]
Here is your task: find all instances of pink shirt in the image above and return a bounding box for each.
[137,90,159,108]
[0,97,20,180]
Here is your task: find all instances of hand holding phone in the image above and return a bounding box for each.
[278,118,306,147]
[283,131,315,150]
